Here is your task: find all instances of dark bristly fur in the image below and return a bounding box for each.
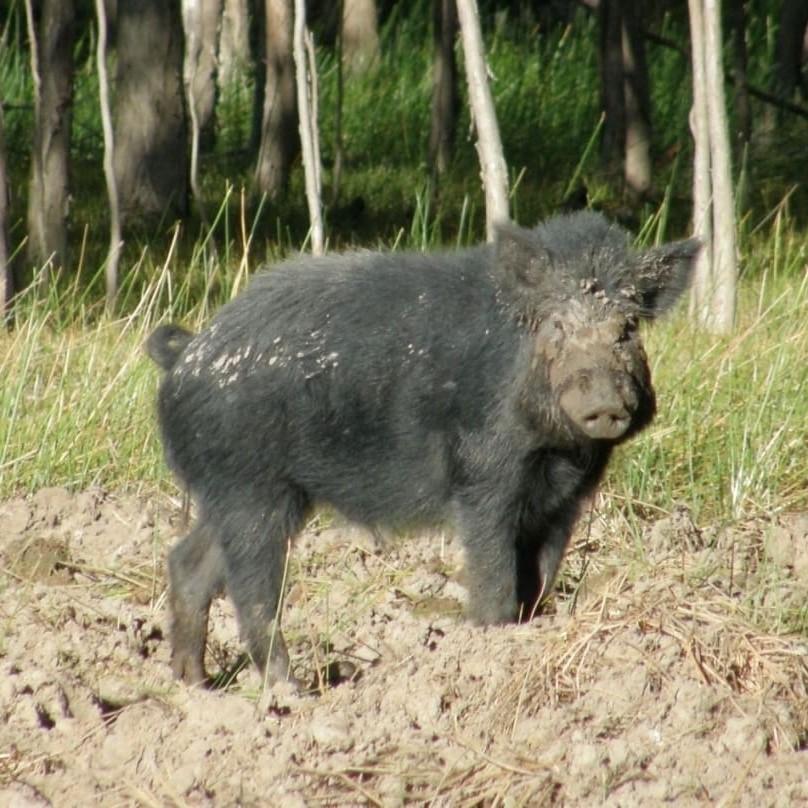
[147,211,699,686]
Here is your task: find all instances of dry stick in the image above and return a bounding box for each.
[293,0,324,255]
[95,0,122,312]
[455,0,509,241]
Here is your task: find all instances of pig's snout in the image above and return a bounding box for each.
[558,368,636,441]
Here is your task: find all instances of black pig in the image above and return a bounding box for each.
[147,211,698,686]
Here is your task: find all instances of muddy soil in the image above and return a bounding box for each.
[1,488,807,806]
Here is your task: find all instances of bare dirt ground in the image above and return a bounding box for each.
[1,487,807,806]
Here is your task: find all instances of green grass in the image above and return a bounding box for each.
[0,301,164,495]
[604,207,808,522]
[605,267,808,523]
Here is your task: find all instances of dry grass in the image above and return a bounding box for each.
[270,505,808,804]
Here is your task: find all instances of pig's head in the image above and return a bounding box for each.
[495,211,700,444]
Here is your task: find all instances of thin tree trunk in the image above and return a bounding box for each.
[183,0,222,153]
[219,0,250,88]
[773,0,808,100]
[332,0,345,206]
[687,0,712,324]
[455,0,509,240]
[621,5,651,198]
[703,0,736,332]
[599,0,651,198]
[184,0,222,239]
[428,0,459,181]
[25,0,75,283]
[293,0,324,255]
[254,0,298,200]
[728,1,751,148]
[598,0,624,167]
[342,0,379,73]
[728,0,751,215]
[96,0,122,310]
[688,0,736,333]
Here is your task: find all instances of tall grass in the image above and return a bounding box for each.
[628,203,808,521]
[2,210,806,524]
[605,260,808,523]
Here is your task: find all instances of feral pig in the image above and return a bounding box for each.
[147,211,699,686]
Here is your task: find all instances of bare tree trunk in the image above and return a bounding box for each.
[114,0,188,224]
[703,0,736,332]
[688,0,736,333]
[342,0,379,73]
[184,0,223,232]
[773,0,808,100]
[332,0,345,206]
[728,1,751,148]
[219,0,250,88]
[598,0,651,198]
[428,0,459,181]
[728,0,751,216]
[0,99,13,322]
[254,0,298,200]
[25,0,76,283]
[183,0,223,154]
[96,0,122,311]
[621,6,651,198]
[455,0,509,240]
[293,0,324,254]
[598,0,624,167]
[687,0,712,324]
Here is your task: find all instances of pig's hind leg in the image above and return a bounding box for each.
[168,519,226,685]
[211,483,312,687]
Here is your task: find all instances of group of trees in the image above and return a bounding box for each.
[1,0,385,311]
[1,0,807,329]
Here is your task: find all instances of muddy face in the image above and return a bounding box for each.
[540,298,655,442]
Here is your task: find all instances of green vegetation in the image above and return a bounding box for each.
[606,262,808,522]
[1,7,807,529]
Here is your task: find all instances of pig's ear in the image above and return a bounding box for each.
[494,222,554,294]
[631,238,701,319]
